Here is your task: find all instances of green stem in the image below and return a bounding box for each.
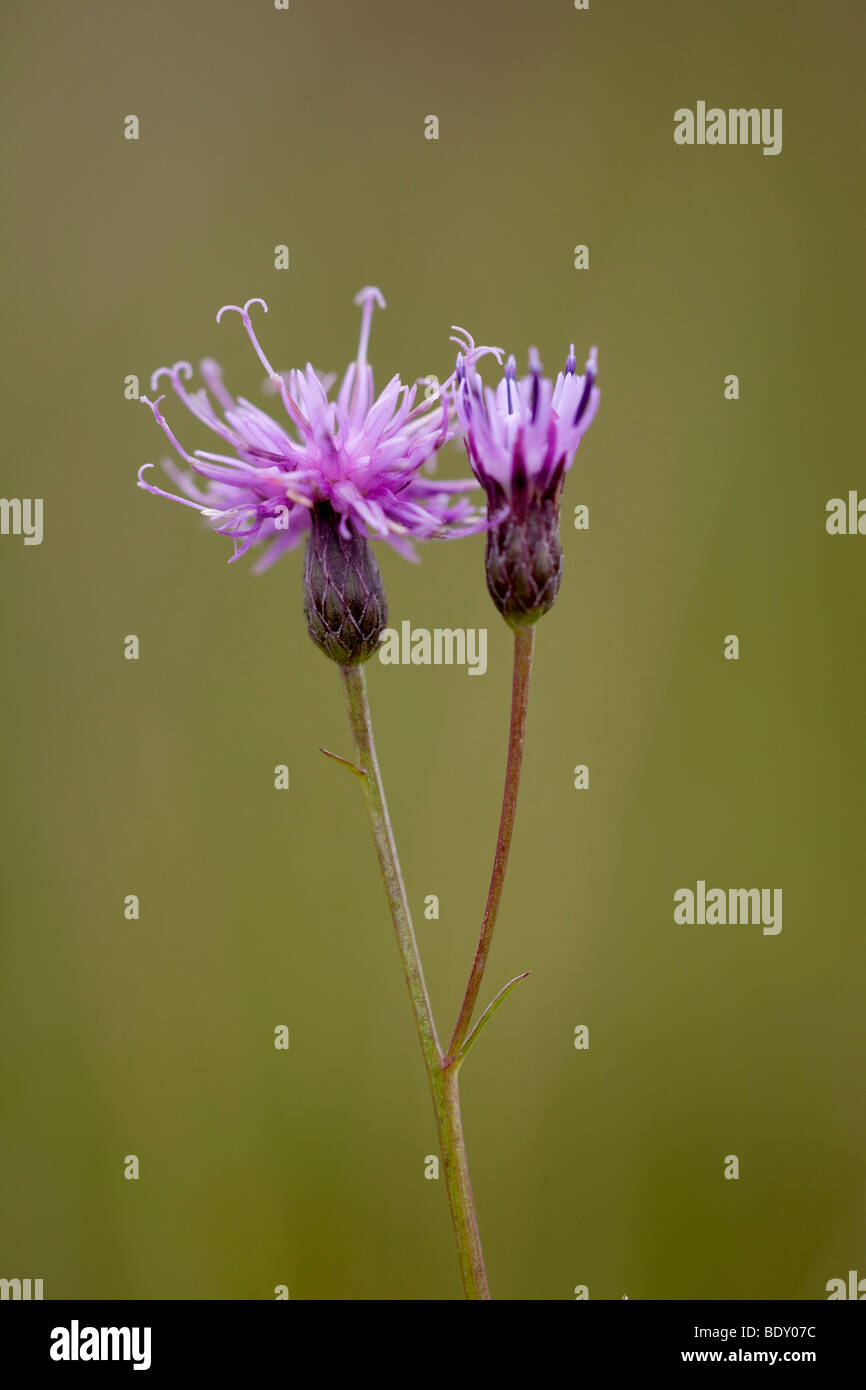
[447,626,535,1062]
[340,661,490,1300]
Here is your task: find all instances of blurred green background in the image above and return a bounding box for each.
[1,0,864,1300]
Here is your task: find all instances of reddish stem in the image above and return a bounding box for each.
[447,625,535,1063]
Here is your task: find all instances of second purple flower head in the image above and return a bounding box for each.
[451,333,599,627]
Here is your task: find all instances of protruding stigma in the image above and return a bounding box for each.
[353,286,386,368]
[528,347,542,421]
[505,353,516,412]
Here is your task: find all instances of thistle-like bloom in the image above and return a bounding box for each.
[138,288,484,573]
[451,336,599,626]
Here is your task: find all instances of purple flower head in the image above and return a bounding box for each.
[451,336,599,518]
[138,289,485,571]
[450,334,600,627]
